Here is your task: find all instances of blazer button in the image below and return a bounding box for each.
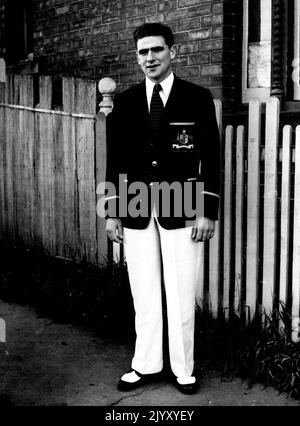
[152,160,158,167]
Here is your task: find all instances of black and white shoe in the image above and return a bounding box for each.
[175,375,199,395]
[117,369,162,392]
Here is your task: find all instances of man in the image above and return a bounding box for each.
[105,23,220,394]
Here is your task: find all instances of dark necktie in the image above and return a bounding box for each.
[150,83,164,134]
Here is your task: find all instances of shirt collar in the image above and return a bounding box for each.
[146,72,174,101]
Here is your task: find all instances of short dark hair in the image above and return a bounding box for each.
[133,23,174,48]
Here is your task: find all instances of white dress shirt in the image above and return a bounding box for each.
[146,72,174,111]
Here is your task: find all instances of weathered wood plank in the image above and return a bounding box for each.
[246,100,261,319]
[0,61,6,101]
[13,75,21,105]
[62,115,78,260]
[33,111,43,248]
[95,111,108,265]
[292,125,300,342]
[22,108,32,244]
[5,107,15,241]
[0,83,5,103]
[209,99,223,317]
[0,58,5,83]
[223,125,234,317]
[63,77,75,113]
[12,106,22,243]
[19,75,34,107]
[262,97,280,315]
[5,74,14,104]
[75,78,96,115]
[208,220,220,317]
[16,107,35,245]
[235,125,245,315]
[53,113,65,257]
[73,78,97,263]
[40,112,55,254]
[279,126,292,309]
[0,107,5,239]
[3,107,10,239]
[76,117,97,264]
[39,76,52,109]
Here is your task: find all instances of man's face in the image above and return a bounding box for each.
[136,35,175,83]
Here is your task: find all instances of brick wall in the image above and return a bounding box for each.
[0,0,243,104]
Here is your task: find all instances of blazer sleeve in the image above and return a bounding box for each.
[200,88,221,221]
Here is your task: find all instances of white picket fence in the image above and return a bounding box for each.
[210,98,299,342]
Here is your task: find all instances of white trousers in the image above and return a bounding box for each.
[123,215,202,379]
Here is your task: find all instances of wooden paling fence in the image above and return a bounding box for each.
[0,73,108,265]
[0,73,300,341]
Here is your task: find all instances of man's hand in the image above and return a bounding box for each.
[106,218,123,243]
[191,217,215,242]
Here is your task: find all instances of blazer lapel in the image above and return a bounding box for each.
[135,80,148,118]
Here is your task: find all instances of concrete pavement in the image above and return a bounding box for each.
[0,300,299,407]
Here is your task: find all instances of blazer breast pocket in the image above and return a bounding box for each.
[168,122,196,153]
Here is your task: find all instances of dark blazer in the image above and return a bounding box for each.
[105,74,221,230]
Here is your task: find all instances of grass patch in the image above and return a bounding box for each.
[195,307,300,400]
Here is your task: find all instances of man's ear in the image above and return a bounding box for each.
[170,45,176,59]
